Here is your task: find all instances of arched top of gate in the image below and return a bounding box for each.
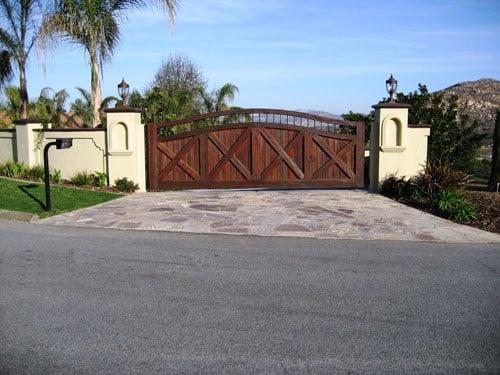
[150,108,361,136]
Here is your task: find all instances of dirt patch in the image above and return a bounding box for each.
[462,191,500,234]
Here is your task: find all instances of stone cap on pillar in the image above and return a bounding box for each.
[371,102,411,109]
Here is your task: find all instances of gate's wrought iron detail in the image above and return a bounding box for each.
[148,108,364,190]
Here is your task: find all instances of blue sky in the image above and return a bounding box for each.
[26,0,500,114]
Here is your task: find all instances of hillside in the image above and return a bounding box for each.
[438,78,500,138]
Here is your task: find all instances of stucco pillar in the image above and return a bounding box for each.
[104,108,146,192]
[369,102,431,191]
[14,120,43,166]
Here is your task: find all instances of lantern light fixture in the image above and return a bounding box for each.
[117,78,130,106]
[385,74,398,102]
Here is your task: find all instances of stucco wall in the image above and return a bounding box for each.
[105,110,146,191]
[0,130,16,163]
[34,129,107,180]
[369,104,430,191]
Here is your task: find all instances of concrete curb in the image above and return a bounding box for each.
[0,209,39,223]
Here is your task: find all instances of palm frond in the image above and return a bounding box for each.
[75,86,91,105]
[100,95,119,110]
[0,50,13,85]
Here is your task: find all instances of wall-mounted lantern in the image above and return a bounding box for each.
[118,78,130,106]
[386,74,398,102]
[44,138,73,211]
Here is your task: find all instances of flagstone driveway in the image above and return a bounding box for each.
[39,189,500,243]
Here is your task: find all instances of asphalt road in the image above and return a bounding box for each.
[0,221,499,374]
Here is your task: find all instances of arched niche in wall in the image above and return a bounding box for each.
[109,122,129,152]
[380,116,405,152]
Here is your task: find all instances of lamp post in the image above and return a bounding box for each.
[118,78,130,106]
[44,138,73,211]
[386,74,398,102]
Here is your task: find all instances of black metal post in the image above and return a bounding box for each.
[43,142,57,211]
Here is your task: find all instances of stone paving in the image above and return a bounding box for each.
[39,189,500,243]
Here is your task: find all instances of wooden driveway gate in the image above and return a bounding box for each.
[147,109,364,190]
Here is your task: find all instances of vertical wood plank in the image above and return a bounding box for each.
[251,127,259,179]
[147,124,158,190]
[304,131,313,179]
[200,133,208,180]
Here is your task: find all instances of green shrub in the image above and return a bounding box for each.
[0,161,27,178]
[380,175,428,206]
[413,162,469,200]
[50,169,62,184]
[380,175,410,199]
[92,171,107,188]
[70,171,94,187]
[25,165,45,181]
[435,189,477,222]
[114,177,139,193]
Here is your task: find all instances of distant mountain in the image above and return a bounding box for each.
[300,110,343,120]
[437,78,500,137]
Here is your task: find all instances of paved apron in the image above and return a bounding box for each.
[39,190,500,243]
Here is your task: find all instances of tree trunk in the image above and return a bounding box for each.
[90,55,102,128]
[19,59,29,120]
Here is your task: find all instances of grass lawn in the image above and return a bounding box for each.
[0,177,122,218]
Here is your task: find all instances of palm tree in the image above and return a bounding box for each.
[198,83,239,113]
[70,86,118,126]
[0,0,44,119]
[41,0,179,127]
[195,83,241,128]
[38,86,69,127]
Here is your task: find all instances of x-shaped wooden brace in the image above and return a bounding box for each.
[312,135,355,179]
[157,137,201,181]
[208,128,252,180]
[260,130,305,179]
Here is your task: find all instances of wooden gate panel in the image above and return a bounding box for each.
[148,109,365,190]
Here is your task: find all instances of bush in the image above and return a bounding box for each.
[380,175,426,204]
[380,175,410,200]
[114,177,139,193]
[25,165,45,181]
[436,189,477,222]
[93,171,107,188]
[413,162,469,200]
[70,171,94,187]
[0,161,27,178]
[50,169,62,184]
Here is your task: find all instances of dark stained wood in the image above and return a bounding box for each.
[208,129,252,180]
[147,124,158,190]
[261,131,303,179]
[355,121,365,188]
[157,137,199,180]
[147,109,365,190]
[259,128,304,179]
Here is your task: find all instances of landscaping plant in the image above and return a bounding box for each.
[413,161,469,200]
[50,169,62,184]
[25,165,45,182]
[93,171,108,188]
[114,177,139,193]
[436,189,477,222]
[380,162,477,224]
[0,161,27,178]
[70,171,94,187]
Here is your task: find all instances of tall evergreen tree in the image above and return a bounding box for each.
[396,84,486,172]
[489,109,500,191]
